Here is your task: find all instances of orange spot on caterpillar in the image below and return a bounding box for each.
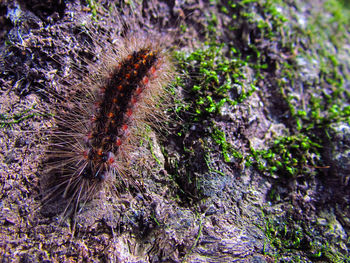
[108,156,115,165]
[125,73,131,79]
[112,98,118,103]
[122,124,128,131]
[97,149,103,156]
[117,85,123,91]
[143,76,149,85]
[131,96,137,105]
[116,138,122,146]
[134,63,140,69]
[108,112,114,118]
[136,87,142,95]
[151,66,156,74]
[126,109,132,117]
[83,150,89,159]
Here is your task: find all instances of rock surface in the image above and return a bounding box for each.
[0,0,349,262]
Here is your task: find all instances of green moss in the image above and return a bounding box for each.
[0,105,46,129]
[174,0,292,170]
[220,0,288,42]
[175,41,256,116]
[175,41,253,162]
[249,134,322,177]
[211,125,243,163]
[247,0,350,260]
[174,0,350,260]
[86,0,98,19]
[261,212,350,262]
[247,0,350,179]
[170,0,350,259]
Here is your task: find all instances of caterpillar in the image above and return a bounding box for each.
[42,22,174,219]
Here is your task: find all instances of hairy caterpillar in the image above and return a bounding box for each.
[42,20,174,219]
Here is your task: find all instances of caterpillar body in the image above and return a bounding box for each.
[43,28,174,217]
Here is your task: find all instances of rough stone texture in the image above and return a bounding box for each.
[0,0,349,262]
[327,123,350,185]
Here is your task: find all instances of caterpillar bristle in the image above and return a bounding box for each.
[40,12,175,228]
